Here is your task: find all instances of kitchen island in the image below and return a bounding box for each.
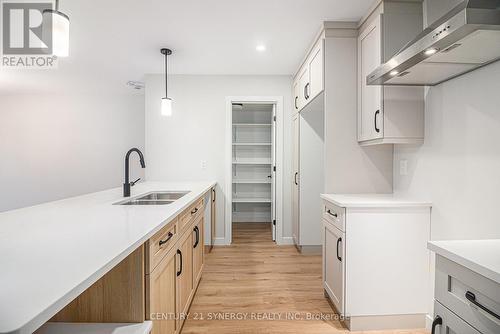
[0,181,216,334]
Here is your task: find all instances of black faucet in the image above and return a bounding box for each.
[123,148,146,197]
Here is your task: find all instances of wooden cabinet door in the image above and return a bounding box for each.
[192,216,204,285]
[358,15,383,141]
[308,39,324,101]
[323,220,345,315]
[176,231,193,319]
[292,115,300,245]
[148,249,177,334]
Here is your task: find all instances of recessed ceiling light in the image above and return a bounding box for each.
[390,70,399,76]
[256,45,266,52]
[424,48,439,56]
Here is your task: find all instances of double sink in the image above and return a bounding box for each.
[116,191,190,205]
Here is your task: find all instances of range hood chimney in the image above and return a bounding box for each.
[367,0,500,86]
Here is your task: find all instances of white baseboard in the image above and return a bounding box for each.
[213,237,229,246]
[279,237,295,245]
[425,314,432,330]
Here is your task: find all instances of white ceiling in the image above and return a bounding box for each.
[0,0,374,94]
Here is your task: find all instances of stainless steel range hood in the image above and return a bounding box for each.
[367,0,500,86]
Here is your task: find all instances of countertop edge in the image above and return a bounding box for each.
[11,182,216,334]
[428,241,500,285]
[320,194,432,208]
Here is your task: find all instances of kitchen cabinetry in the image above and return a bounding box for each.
[428,242,500,334]
[148,249,177,334]
[52,194,207,334]
[210,187,216,252]
[357,1,425,146]
[292,38,324,114]
[321,194,431,331]
[192,215,204,286]
[322,215,344,315]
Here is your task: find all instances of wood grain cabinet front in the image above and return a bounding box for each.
[146,248,178,334]
[192,215,204,286]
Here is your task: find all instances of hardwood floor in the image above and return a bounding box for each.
[182,223,427,334]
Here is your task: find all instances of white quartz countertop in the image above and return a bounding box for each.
[321,193,432,208]
[428,239,500,284]
[0,181,215,334]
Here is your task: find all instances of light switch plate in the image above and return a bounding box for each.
[201,160,207,170]
[400,159,408,176]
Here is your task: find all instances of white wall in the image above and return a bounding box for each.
[145,74,293,243]
[0,93,145,212]
[394,61,500,241]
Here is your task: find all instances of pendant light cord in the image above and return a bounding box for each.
[164,52,168,98]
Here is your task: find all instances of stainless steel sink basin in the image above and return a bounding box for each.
[114,191,190,206]
[136,191,190,201]
[120,200,174,206]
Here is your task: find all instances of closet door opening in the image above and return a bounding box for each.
[231,102,276,242]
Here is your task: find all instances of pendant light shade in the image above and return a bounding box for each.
[43,0,70,57]
[161,97,173,116]
[161,48,173,116]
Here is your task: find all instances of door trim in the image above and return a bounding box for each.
[224,96,285,245]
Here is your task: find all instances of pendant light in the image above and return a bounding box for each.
[43,0,70,57]
[161,48,173,116]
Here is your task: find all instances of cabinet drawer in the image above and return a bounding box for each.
[435,255,500,334]
[433,301,481,334]
[179,198,204,233]
[146,219,178,274]
[323,201,345,232]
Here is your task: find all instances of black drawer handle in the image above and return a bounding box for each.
[212,188,216,203]
[193,226,200,248]
[431,315,442,334]
[294,172,298,185]
[159,232,173,247]
[336,237,342,262]
[327,209,338,218]
[294,96,298,110]
[191,207,199,215]
[176,249,182,276]
[466,291,500,320]
[374,110,380,133]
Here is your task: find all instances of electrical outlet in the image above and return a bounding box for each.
[201,160,207,170]
[400,159,408,176]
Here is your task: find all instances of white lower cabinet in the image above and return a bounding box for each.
[323,220,345,315]
[431,255,500,334]
[321,196,431,331]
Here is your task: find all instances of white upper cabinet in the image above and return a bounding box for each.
[359,16,383,142]
[357,1,425,146]
[292,38,324,113]
[307,40,324,100]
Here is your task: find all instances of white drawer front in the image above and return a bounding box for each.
[433,301,481,334]
[322,201,345,232]
[435,255,500,334]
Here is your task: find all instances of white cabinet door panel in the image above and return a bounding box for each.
[323,220,345,315]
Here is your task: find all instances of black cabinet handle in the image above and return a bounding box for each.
[327,209,338,218]
[159,232,173,247]
[304,83,310,100]
[191,207,198,215]
[336,237,342,262]
[294,96,298,110]
[193,226,200,248]
[431,315,442,334]
[374,110,380,133]
[212,188,216,203]
[294,172,298,185]
[176,249,183,276]
[466,291,500,320]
